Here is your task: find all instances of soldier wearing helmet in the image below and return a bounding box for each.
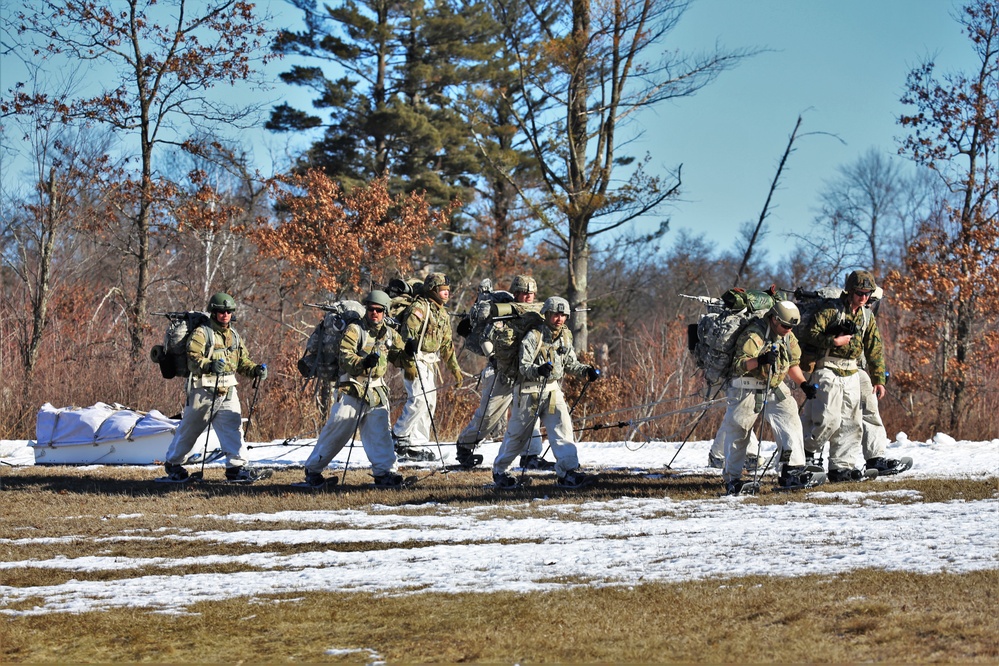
[717,300,822,494]
[798,270,888,482]
[162,292,269,483]
[303,290,411,488]
[392,272,463,461]
[454,275,549,470]
[491,294,602,489]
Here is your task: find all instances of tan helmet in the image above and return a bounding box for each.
[510,275,537,295]
[769,300,800,327]
[423,272,450,292]
[541,296,570,315]
[845,270,878,294]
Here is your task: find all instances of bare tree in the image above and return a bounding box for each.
[486,0,753,350]
[5,0,273,362]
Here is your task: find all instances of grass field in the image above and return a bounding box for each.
[1,466,997,663]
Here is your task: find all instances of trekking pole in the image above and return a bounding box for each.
[243,364,265,439]
[536,373,593,463]
[469,363,500,444]
[666,383,725,470]
[341,372,372,485]
[414,362,448,471]
[519,386,550,483]
[195,372,223,481]
[751,361,777,487]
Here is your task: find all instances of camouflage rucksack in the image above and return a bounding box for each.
[149,311,218,379]
[456,286,517,357]
[490,302,545,379]
[297,301,366,381]
[686,287,781,389]
[792,286,872,363]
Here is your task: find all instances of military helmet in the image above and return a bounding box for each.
[769,300,800,327]
[423,272,450,292]
[208,292,236,313]
[510,275,537,294]
[363,290,391,309]
[845,270,878,294]
[541,296,571,315]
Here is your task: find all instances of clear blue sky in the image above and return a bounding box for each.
[633,0,976,259]
[2,0,977,263]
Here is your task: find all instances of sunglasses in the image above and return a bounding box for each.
[215,308,235,314]
[366,306,385,313]
[855,290,873,297]
[775,319,796,329]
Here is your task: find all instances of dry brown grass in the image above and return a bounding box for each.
[1,465,997,663]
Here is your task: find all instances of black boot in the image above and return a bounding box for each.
[455,444,483,468]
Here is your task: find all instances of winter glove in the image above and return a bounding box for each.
[537,362,553,379]
[403,363,418,381]
[456,316,472,338]
[587,366,602,381]
[404,338,420,358]
[362,352,380,370]
[451,367,464,389]
[799,382,818,400]
[757,347,778,367]
[209,358,226,375]
[253,364,268,380]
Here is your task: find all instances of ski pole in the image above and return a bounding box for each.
[666,383,725,470]
[244,364,264,439]
[196,372,223,480]
[537,373,592,463]
[341,372,372,485]
[519,385,550,483]
[751,361,776,487]
[414,361,448,472]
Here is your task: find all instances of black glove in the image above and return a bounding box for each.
[456,316,472,338]
[362,352,380,369]
[757,347,778,367]
[404,338,419,358]
[799,382,818,400]
[209,358,226,375]
[537,362,553,379]
[253,363,268,380]
[587,366,601,381]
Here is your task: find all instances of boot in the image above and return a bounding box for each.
[492,472,519,489]
[455,444,483,468]
[555,469,593,488]
[865,457,903,475]
[373,473,404,488]
[779,465,814,489]
[828,468,863,483]
[164,463,188,481]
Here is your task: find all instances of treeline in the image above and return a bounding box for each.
[1,0,997,441]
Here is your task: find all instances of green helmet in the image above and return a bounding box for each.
[208,292,236,313]
[769,300,800,327]
[510,275,537,294]
[363,290,391,309]
[845,270,877,294]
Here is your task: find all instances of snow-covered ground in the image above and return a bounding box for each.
[1,433,997,616]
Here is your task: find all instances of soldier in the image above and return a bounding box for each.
[491,296,601,489]
[798,270,888,482]
[454,275,549,470]
[161,293,269,483]
[392,272,463,461]
[303,290,411,488]
[718,301,821,494]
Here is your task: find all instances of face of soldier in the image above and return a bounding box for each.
[770,315,793,338]
[213,310,233,329]
[515,291,535,303]
[849,289,872,312]
[435,286,450,304]
[546,311,568,330]
[365,303,386,325]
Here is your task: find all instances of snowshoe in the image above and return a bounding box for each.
[777,467,826,491]
[372,473,419,489]
[725,479,760,496]
[224,466,273,484]
[865,456,912,476]
[520,454,556,471]
[492,472,529,490]
[554,469,594,489]
[155,463,198,484]
[452,445,484,469]
[290,472,339,490]
[828,467,877,483]
[395,446,436,462]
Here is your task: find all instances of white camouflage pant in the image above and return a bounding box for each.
[456,364,541,454]
[393,358,438,448]
[801,369,863,471]
[305,392,397,477]
[165,385,246,469]
[493,383,578,477]
[717,384,805,483]
[859,369,888,460]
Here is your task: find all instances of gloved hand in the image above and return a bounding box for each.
[451,367,464,389]
[799,382,818,400]
[757,347,778,367]
[253,363,268,380]
[537,362,553,379]
[456,316,472,338]
[404,338,420,358]
[209,358,226,375]
[362,352,380,369]
[587,366,601,381]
